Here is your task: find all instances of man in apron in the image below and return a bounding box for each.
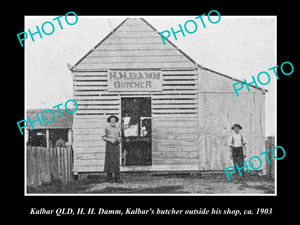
[102,115,122,183]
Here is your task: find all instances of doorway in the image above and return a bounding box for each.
[121,97,152,166]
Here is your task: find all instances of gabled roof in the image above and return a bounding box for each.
[70,18,266,92]
[26,109,73,129]
[71,18,196,70]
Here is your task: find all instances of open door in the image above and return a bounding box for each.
[121,97,152,166]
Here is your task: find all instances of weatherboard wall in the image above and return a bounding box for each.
[71,18,266,173]
[73,18,196,71]
[72,68,200,172]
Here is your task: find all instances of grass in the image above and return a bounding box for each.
[90,185,187,194]
[27,173,275,194]
[27,177,103,194]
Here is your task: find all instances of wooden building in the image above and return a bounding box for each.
[26,109,73,148]
[70,18,266,174]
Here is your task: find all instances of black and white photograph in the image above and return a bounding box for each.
[14,7,298,220]
[23,15,277,195]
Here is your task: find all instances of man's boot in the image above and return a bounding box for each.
[114,173,123,183]
[105,173,113,183]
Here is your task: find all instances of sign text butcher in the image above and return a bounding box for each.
[108,70,162,92]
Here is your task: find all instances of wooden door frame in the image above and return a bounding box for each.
[119,95,152,168]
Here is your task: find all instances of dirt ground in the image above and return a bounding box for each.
[27,172,275,194]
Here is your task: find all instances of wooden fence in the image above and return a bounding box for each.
[265,136,275,178]
[27,146,73,187]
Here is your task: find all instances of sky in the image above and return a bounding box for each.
[25,15,276,136]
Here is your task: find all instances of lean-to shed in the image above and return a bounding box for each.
[26,109,73,147]
[70,18,266,174]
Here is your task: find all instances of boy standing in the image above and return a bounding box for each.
[228,123,247,184]
[102,115,123,183]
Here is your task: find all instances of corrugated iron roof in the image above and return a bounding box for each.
[26,109,73,129]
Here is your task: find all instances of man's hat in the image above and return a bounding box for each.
[107,115,119,123]
[231,123,242,130]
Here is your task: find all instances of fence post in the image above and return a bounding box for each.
[49,147,56,180]
[65,147,69,183]
[70,146,73,182]
[45,147,51,182]
[270,136,275,179]
[68,146,73,182]
[37,147,43,186]
[265,136,275,178]
[42,147,47,183]
[60,147,64,183]
[66,146,70,182]
[57,147,62,180]
[49,147,53,180]
[62,147,67,183]
[32,147,38,187]
[42,147,46,183]
[27,146,74,188]
[53,147,58,180]
[27,146,32,186]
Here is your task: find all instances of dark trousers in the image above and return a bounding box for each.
[232,147,245,180]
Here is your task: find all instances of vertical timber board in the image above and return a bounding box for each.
[266,136,275,178]
[36,147,43,186]
[26,146,32,187]
[68,129,73,146]
[57,147,61,179]
[46,129,50,148]
[45,147,51,182]
[66,146,69,182]
[32,147,38,187]
[49,147,54,180]
[197,91,265,170]
[53,147,58,179]
[68,146,73,181]
[42,148,46,182]
[65,147,68,183]
[62,147,66,183]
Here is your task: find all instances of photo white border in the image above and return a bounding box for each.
[24,15,277,196]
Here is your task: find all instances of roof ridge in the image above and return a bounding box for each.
[70,18,130,71]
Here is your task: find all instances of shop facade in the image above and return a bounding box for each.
[70,18,265,174]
